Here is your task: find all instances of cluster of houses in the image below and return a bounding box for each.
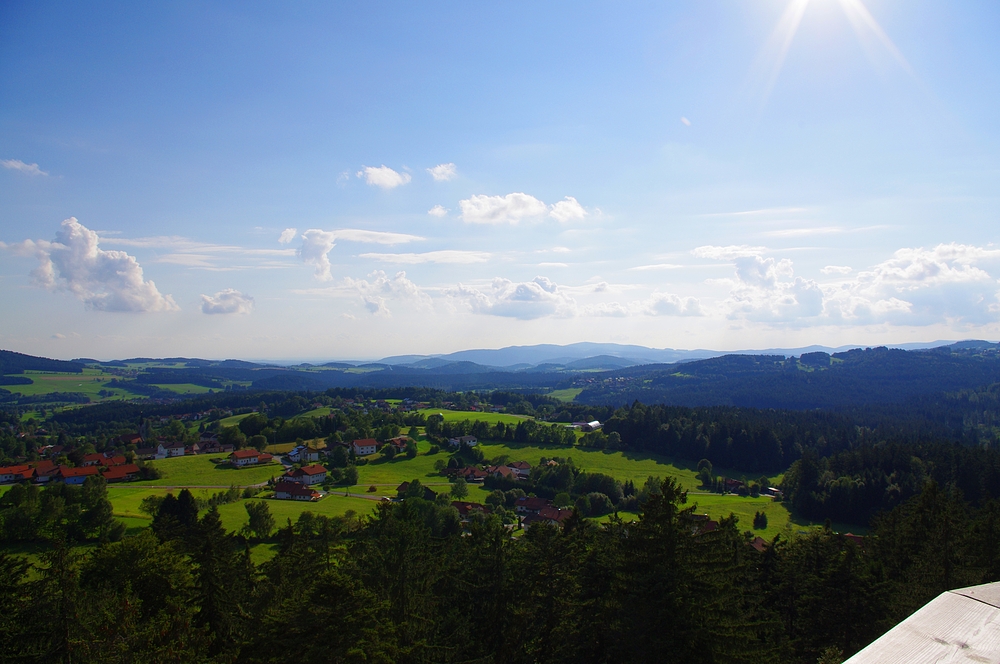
[348,436,415,457]
[0,452,141,485]
[132,432,237,460]
[272,463,328,501]
[443,460,532,484]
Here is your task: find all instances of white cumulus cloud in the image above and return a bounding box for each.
[549,196,588,223]
[2,159,48,176]
[448,276,576,319]
[7,218,177,312]
[427,163,457,181]
[428,205,448,217]
[698,242,1000,326]
[345,270,428,316]
[458,193,588,225]
[459,193,549,224]
[278,228,298,244]
[357,165,411,189]
[201,289,255,315]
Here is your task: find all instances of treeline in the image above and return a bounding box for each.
[576,346,1000,410]
[4,479,1000,663]
[426,415,578,447]
[0,476,122,544]
[781,441,1000,525]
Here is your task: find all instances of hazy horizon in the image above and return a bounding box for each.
[3,1,1000,360]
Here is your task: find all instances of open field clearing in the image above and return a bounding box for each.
[6,369,142,400]
[215,494,380,533]
[146,454,282,487]
[150,383,214,394]
[548,388,583,402]
[415,409,530,425]
[216,412,253,427]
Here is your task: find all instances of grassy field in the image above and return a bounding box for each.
[150,383,214,394]
[215,494,380,533]
[145,455,282,487]
[415,409,530,425]
[548,388,583,402]
[6,369,143,400]
[216,412,253,427]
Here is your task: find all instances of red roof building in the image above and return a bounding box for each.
[59,465,100,485]
[284,464,327,485]
[102,464,140,482]
[273,481,321,501]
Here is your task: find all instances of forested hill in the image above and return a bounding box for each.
[575,344,1000,409]
[0,350,84,375]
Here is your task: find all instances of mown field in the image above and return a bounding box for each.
[145,454,282,487]
[150,383,214,394]
[415,409,530,425]
[5,369,143,400]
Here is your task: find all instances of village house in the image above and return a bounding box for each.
[157,442,186,459]
[81,452,125,467]
[0,465,35,483]
[102,463,140,483]
[396,481,438,501]
[515,496,553,514]
[229,449,273,467]
[135,447,159,460]
[119,433,144,446]
[447,435,478,449]
[386,436,412,453]
[59,465,100,485]
[351,438,379,456]
[451,501,491,523]
[488,464,515,480]
[198,439,235,455]
[283,464,327,485]
[287,443,322,463]
[523,505,572,529]
[273,481,322,501]
[507,461,531,480]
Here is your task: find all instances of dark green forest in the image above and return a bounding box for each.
[3,476,999,663]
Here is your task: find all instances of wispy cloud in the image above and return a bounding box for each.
[2,159,48,176]
[428,205,448,217]
[763,226,844,238]
[680,117,691,126]
[628,263,685,271]
[700,207,807,218]
[427,163,457,181]
[821,265,853,275]
[359,250,490,264]
[278,228,298,244]
[357,165,411,189]
[297,228,424,280]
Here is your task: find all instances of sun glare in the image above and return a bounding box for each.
[750,0,915,112]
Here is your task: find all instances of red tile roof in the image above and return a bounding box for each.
[101,464,140,481]
[59,465,100,479]
[230,449,260,459]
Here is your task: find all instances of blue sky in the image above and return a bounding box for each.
[2,0,999,360]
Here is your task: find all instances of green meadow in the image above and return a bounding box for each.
[5,369,143,400]
[150,383,214,394]
[548,388,583,402]
[415,409,530,425]
[145,454,282,487]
